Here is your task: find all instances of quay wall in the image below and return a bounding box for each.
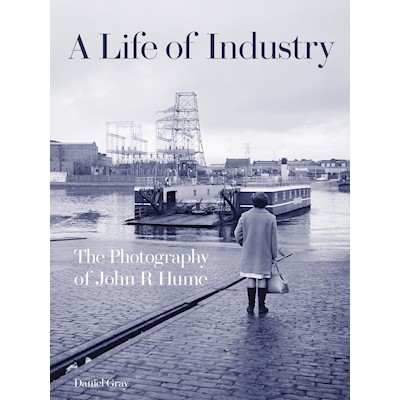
[50,175,214,188]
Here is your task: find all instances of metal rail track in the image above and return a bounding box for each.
[50,277,245,382]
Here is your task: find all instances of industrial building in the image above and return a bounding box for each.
[50,140,99,174]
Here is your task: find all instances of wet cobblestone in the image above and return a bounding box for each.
[51,256,350,399]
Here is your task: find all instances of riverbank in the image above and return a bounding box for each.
[51,181,136,188]
[51,179,341,190]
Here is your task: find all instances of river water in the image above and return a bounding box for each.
[50,182,349,261]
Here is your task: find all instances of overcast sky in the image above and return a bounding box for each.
[51,0,349,165]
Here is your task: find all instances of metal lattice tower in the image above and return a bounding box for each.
[156,92,206,166]
[244,143,251,160]
[106,121,147,164]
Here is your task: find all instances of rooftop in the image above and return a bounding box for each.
[225,158,250,169]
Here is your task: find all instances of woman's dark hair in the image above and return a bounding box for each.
[251,192,269,208]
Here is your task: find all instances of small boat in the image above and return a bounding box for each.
[338,171,350,193]
[338,180,350,193]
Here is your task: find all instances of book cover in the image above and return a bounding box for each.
[50,1,350,399]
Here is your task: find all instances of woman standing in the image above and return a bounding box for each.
[234,192,278,314]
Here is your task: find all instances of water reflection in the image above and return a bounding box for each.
[50,186,349,256]
[133,222,237,243]
[76,211,102,222]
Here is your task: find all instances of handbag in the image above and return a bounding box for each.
[267,262,289,294]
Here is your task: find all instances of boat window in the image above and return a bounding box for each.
[283,191,286,200]
[303,189,306,196]
[207,189,210,195]
[193,190,197,196]
[289,190,292,199]
[274,193,278,202]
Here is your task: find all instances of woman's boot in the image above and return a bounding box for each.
[258,288,269,314]
[247,288,256,313]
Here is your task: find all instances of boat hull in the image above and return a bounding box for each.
[237,185,311,216]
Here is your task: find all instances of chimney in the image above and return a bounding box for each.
[281,158,288,180]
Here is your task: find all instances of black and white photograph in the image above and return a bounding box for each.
[48,1,352,399]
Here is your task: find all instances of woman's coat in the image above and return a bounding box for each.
[234,207,278,277]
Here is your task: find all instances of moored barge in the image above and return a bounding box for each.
[236,185,311,216]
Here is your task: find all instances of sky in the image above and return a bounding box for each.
[51,0,349,165]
